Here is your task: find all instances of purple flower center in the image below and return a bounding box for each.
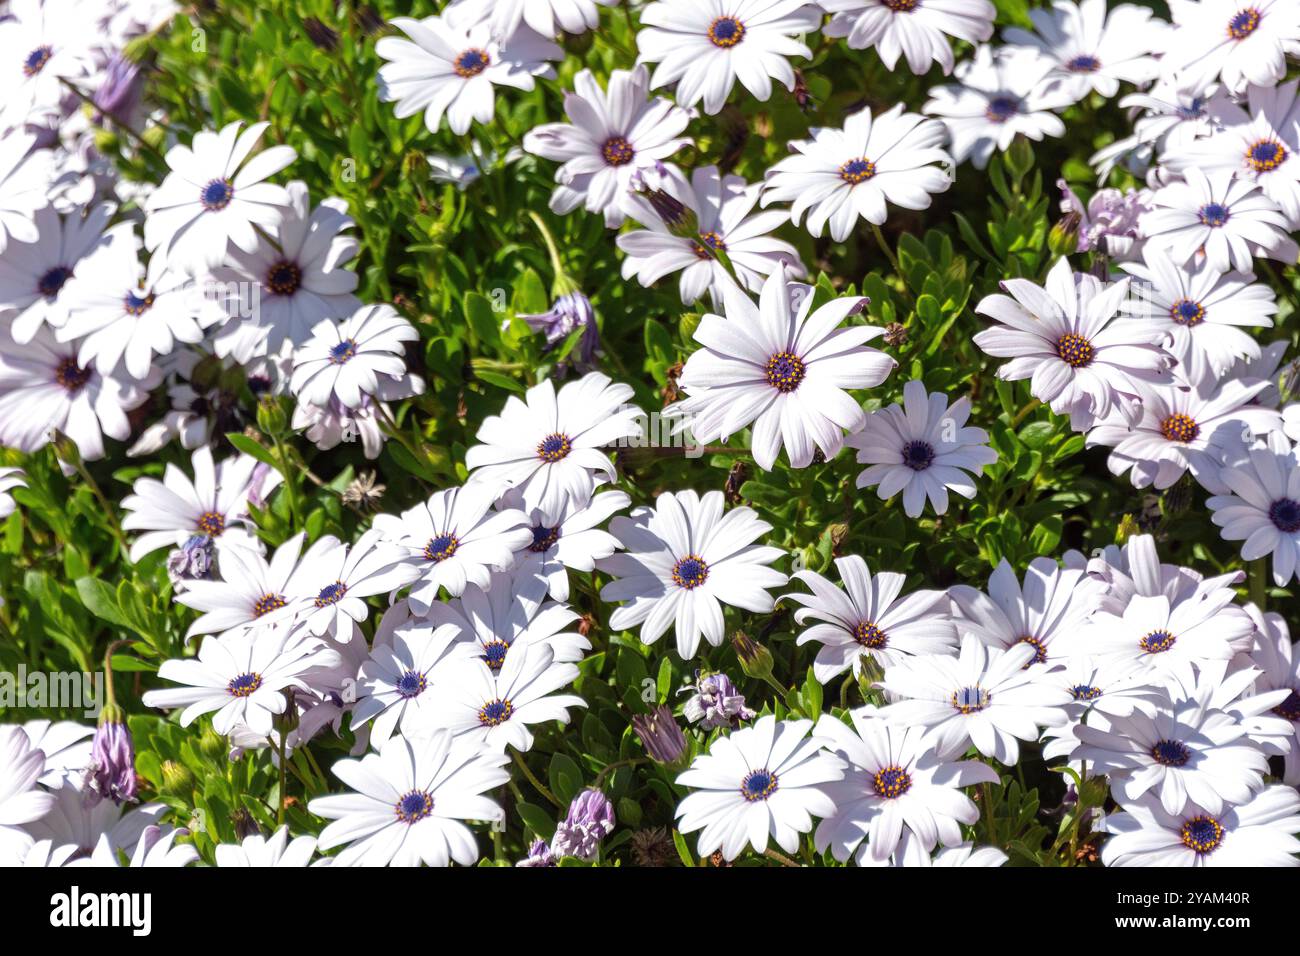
[1269,497,1300,533]
[708,16,746,47]
[54,357,91,393]
[1273,689,1300,721]
[901,440,935,471]
[1066,54,1101,72]
[1170,298,1205,326]
[394,789,434,823]
[266,260,302,295]
[883,0,920,10]
[24,45,53,77]
[423,533,459,562]
[1198,202,1229,227]
[839,157,877,184]
[1056,332,1094,368]
[1070,684,1102,701]
[536,432,573,463]
[396,669,426,698]
[873,765,912,799]
[196,510,226,536]
[124,289,155,315]
[1160,413,1200,443]
[454,48,490,77]
[1017,635,1048,667]
[1246,138,1287,173]
[1151,739,1191,767]
[740,768,778,801]
[1141,629,1176,654]
[227,672,263,697]
[692,230,727,259]
[482,639,509,672]
[672,554,709,590]
[952,685,989,714]
[765,350,806,392]
[601,136,635,166]
[984,96,1019,123]
[1180,815,1224,854]
[252,592,286,617]
[200,178,234,211]
[315,580,348,607]
[478,698,514,726]
[1228,7,1261,39]
[38,266,72,299]
[529,524,560,552]
[329,339,358,364]
[853,620,888,648]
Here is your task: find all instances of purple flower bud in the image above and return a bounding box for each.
[167,533,216,581]
[93,54,142,123]
[519,292,599,366]
[515,838,556,867]
[681,672,755,730]
[551,789,615,860]
[631,704,688,764]
[86,718,137,805]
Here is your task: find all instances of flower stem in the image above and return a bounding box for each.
[1249,558,1267,610]
[512,750,564,809]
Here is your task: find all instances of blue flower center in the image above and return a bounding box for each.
[227,672,263,697]
[482,639,509,673]
[1151,739,1191,767]
[396,669,426,698]
[672,555,709,590]
[901,440,935,471]
[1198,202,1229,227]
[1017,635,1048,667]
[1070,684,1102,701]
[252,592,287,617]
[38,266,72,299]
[536,432,572,463]
[1066,54,1101,72]
[740,768,778,802]
[529,524,560,552]
[394,789,434,824]
[454,48,490,77]
[478,697,514,726]
[1170,298,1205,326]
[765,350,806,392]
[692,230,728,259]
[423,533,459,562]
[23,45,52,76]
[1140,629,1176,654]
[329,339,358,364]
[985,96,1020,123]
[1175,98,1205,121]
[839,157,876,184]
[315,580,348,607]
[1180,815,1224,854]
[1228,7,1261,39]
[1269,497,1300,533]
[1246,139,1287,173]
[266,260,301,295]
[124,289,155,315]
[200,178,234,211]
[708,16,745,47]
[952,685,989,714]
[54,357,90,393]
[873,765,912,799]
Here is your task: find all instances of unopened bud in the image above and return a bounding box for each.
[732,631,774,681]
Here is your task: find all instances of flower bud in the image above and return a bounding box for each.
[86,707,137,806]
[732,630,774,681]
[551,789,615,861]
[1048,212,1082,257]
[631,704,688,764]
[159,759,193,797]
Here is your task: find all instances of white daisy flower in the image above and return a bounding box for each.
[878,633,1072,763]
[1120,246,1276,384]
[143,121,297,271]
[81,825,199,868]
[1207,436,1300,585]
[373,482,532,611]
[214,827,317,867]
[0,202,113,344]
[427,565,593,673]
[948,556,1100,669]
[0,467,26,520]
[670,270,895,470]
[1038,657,1165,762]
[0,0,98,129]
[635,0,820,115]
[289,304,419,410]
[23,784,169,857]
[1001,0,1166,103]
[430,642,584,752]
[450,0,618,40]
[823,0,998,74]
[1163,80,1300,228]
[616,165,805,304]
[675,715,844,862]
[464,370,642,518]
[762,104,952,241]
[0,725,55,861]
[972,257,1173,431]
[120,446,269,563]
[310,729,509,868]
[1074,689,1272,815]
[55,222,217,381]
[923,45,1074,170]
[522,65,693,227]
[1161,0,1300,94]
[0,131,54,252]
[813,709,998,864]
[1099,785,1300,866]
[782,554,957,683]
[1086,376,1281,494]
[210,181,361,359]
[284,528,417,639]
[847,379,997,517]
[1119,76,1233,169]
[173,532,313,640]
[11,720,92,789]
[0,323,147,461]
[507,488,630,602]
[1141,168,1298,274]
[352,612,465,747]
[597,489,787,659]
[1079,592,1241,683]
[141,628,340,736]
[1246,606,1300,783]
[376,14,559,137]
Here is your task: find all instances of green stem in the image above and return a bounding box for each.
[272,432,301,529]
[275,733,288,827]
[870,223,915,303]
[1249,558,1267,610]
[593,757,648,789]
[512,750,564,810]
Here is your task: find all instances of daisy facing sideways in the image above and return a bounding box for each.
[597,490,787,659]
[669,269,895,470]
[310,729,509,867]
[762,104,952,241]
[1207,436,1300,585]
[675,715,845,862]
[634,0,820,115]
[783,553,957,683]
[847,379,997,517]
[814,709,999,864]
[972,256,1173,431]
[820,0,996,75]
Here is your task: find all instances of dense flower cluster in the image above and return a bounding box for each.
[1,0,1300,870]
